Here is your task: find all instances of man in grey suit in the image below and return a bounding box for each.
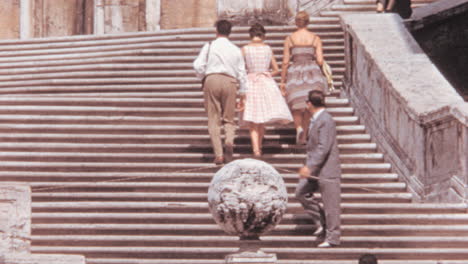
[296,90,342,248]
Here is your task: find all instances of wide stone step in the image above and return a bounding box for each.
[0,151,383,164]
[0,40,344,59]
[26,181,404,194]
[0,132,371,145]
[30,234,468,248]
[30,191,410,203]
[0,26,342,53]
[0,115,358,127]
[30,202,468,214]
[0,40,345,63]
[28,245,468,260]
[47,259,467,264]
[0,141,377,155]
[0,66,345,81]
[35,212,468,226]
[29,222,468,237]
[0,171,398,184]
[0,21,343,47]
[0,96,350,107]
[0,125,361,137]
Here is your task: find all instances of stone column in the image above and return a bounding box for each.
[94,0,105,34]
[146,0,160,31]
[20,0,32,39]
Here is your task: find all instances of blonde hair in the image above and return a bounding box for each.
[295,11,310,28]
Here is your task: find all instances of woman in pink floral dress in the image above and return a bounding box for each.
[242,23,293,157]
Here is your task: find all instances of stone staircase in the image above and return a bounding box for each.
[1,0,467,263]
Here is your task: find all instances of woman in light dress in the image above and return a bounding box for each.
[280,11,328,144]
[241,23,293,157]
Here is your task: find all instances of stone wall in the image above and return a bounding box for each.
[0,0,20,39]
[341,14,468,203]
[32,0,93,38]
[409,0,468,100]
[160,0,216,29]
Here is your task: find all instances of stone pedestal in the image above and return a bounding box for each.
[208,159,287,264]
[225,238,277,264]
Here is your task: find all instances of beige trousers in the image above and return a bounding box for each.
[203,74,238,157]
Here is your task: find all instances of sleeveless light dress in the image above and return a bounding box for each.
[285,45,327,110]
[242,45,293,125]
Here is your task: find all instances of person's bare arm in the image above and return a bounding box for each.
[386,0,396,11]
[270,47,280,77]
[314,36,324,67]
[280,37,291,95]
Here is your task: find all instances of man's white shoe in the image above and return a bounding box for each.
[317,241,333,248]
[312,225,324,236]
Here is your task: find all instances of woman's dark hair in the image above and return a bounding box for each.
[216,20,232,36]
[249,23,266,39]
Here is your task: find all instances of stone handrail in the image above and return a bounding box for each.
[340,14,468,203]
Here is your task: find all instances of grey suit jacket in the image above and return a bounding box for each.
[306,110,341,179]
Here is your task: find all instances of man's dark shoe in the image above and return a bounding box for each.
[225,144,234,163]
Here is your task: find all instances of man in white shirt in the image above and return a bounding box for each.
[193,20,248,165]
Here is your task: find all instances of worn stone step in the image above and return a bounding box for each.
[0,171,398,184]
[0,39,344,60]
[29,222,468,237]
[55,258,468,264]
[0,26,342,53]
[30,191,410,203]
[0,152,383,164]
[29,234,468,248]
[30,202,468,214]
[0,132,371,145]
[0,124,360,136]
[0,115,358,127]
[28,245,468,260]
[37,211,468,226]
[0,40,345,63]
[0,96,350,107]
[0,161,392,174]
[0,141,377,154]
[26,181,405,194]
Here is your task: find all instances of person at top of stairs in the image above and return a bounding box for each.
[193,19,249,165]
[297,90,342,248]
[280,11,328,145]
[376,0,413,18]
[240,23,293,158]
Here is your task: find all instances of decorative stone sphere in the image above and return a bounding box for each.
[207,158,288,239]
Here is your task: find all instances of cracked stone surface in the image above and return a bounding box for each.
[207,158,288,239]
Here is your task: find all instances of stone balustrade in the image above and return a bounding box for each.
[340,13,468,203]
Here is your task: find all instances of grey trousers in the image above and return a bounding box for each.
[203,74,238,157]
[295,178,341,245]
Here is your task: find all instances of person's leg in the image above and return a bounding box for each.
[203,75,224,161]
[258,124,265,153]
[249,123,261,156]
[220,77,238,161]
[292,110,304,144]
[319,179,341,245]
[295,178,322,227]
[301,110,312,144]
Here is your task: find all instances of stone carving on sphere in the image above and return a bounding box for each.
[207,158,288,240]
